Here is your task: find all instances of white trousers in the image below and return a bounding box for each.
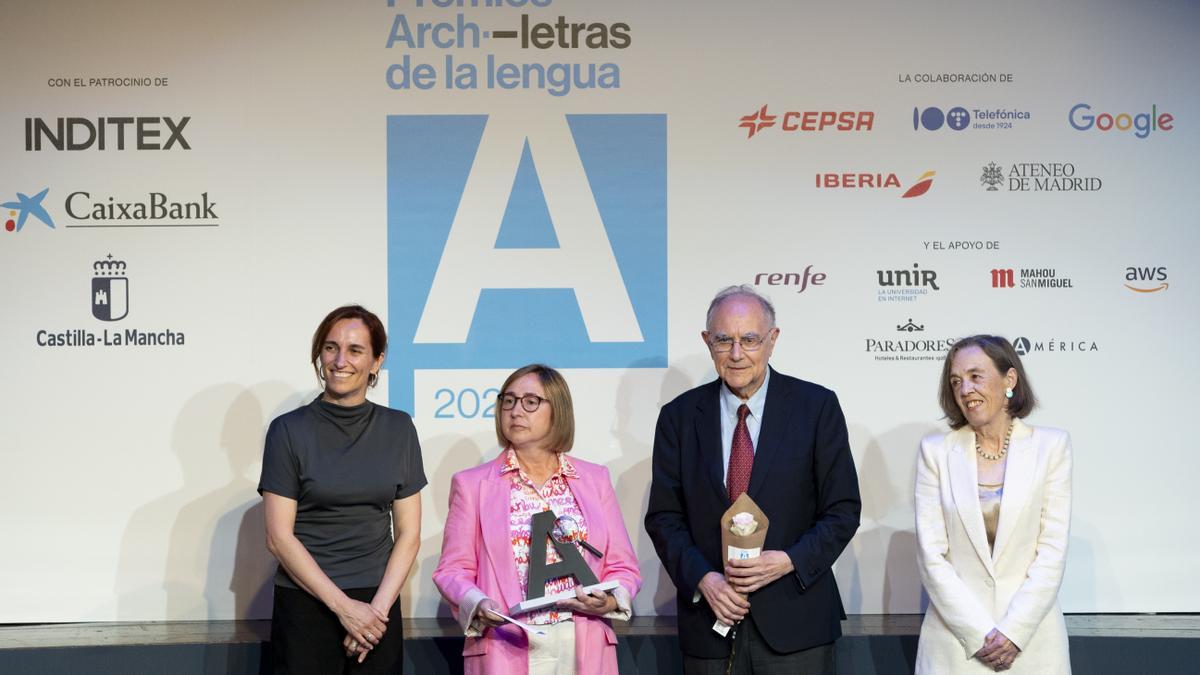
[528,619,576,675]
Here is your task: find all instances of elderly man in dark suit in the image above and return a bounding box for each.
[645,285,861,674]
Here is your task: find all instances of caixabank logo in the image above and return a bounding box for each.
[386,113,666,414]
[3,187,56,232]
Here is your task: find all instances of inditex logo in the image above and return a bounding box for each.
[3,187,55,232]
[1069,103,1173,139]
[814,170,935,198]
[1125,266,1168,293]
[24,116,191,151]
[739,105,873,139]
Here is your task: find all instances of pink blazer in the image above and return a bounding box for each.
[433,453,642,675]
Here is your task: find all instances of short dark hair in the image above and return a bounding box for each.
[494,364,575,453]
[310,305,388,384]
[938,334,1036,429]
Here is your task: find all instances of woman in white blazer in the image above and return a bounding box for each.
[915,335,1072,673]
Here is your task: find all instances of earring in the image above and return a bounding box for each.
[368,372,378,387]
[1005,387,1014,399]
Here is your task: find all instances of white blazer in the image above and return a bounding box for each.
[915,419,1072,674]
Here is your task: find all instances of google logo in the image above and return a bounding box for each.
[1069,103,1173,139]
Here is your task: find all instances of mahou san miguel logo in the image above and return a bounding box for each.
[739,105,874,139]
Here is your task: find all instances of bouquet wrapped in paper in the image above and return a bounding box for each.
[713,492,770,636]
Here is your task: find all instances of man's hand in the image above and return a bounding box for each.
[698,571,750,624]
[725,550,795,594]
[974,628,1020,671]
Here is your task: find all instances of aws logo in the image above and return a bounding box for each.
[386,113,667,413]
[1125,266,1168,293]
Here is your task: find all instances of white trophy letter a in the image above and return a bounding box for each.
[414,113,643,344]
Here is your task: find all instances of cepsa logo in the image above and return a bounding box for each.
[815,170,935,198]
[1069,104,1172,139]
[739,105,873,139]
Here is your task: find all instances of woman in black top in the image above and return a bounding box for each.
[260,305,426,674]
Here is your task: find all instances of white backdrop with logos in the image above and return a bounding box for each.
[1,0,1197,622]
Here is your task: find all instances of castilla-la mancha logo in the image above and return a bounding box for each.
[92,254,129,321]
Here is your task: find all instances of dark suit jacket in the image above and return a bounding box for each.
[645,368,861,657]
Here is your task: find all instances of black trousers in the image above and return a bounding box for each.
[271,585,404,675]
[683,615,836,675]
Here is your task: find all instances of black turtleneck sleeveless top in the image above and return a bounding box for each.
[258,396,426,589]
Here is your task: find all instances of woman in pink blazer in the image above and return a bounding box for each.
[433,364,641,675]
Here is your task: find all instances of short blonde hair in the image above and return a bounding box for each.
[494,364,575,453]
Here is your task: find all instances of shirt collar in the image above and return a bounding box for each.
[500,447,579,479]
[720,367,770,422]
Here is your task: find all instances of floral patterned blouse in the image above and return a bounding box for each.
[501,447,590,626]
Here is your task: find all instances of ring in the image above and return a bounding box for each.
[366,632,374,640]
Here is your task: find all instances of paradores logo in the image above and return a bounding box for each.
[3,188,56,232]
[386,113,666,414]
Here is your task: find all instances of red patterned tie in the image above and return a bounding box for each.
[727,404,754,502]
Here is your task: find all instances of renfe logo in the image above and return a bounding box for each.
[386,113,667,413]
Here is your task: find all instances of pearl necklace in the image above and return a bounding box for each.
[975,419,1014,461]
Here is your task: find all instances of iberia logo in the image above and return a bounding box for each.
[902,171,936,198]
[3,188,56,232]
[814,171,935,198]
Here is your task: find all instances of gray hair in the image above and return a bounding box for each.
[705,285,777,331]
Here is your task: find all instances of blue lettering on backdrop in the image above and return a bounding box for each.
[386,114,667,414]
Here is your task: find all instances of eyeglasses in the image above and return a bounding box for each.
[499,392,551,412]
[707,334,767,353]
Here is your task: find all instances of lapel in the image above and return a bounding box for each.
[568,466,609,578]
[694,380,729,507]
[948,428,996,576]
[992,420,1037,561]
[478,456,523,610]
[747,368,789,498]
